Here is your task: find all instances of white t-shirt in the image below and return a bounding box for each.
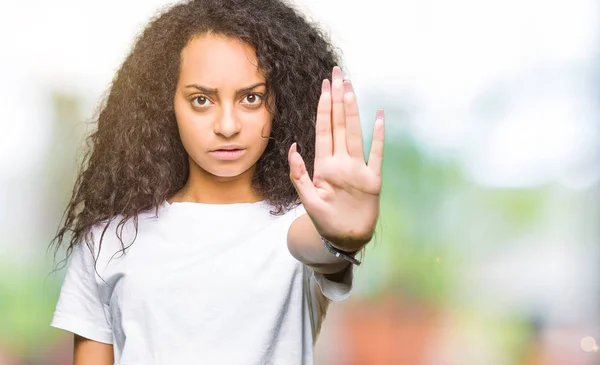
[51,200,353,365]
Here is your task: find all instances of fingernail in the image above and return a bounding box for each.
[333,66,343,81]
[376,109,384,120]
[322,79,330,93]
[343,80,353,95]
[291,142,297,153]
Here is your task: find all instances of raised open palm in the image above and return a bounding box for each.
[288,66,385,251]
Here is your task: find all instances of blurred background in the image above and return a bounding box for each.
[0,0,598,364]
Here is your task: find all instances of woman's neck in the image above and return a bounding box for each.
[169,159,263,204]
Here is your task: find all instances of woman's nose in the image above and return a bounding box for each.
[213,107,241,138]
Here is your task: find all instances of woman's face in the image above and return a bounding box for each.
[174,34,272,179]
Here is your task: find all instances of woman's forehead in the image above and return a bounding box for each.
[179,34,265,87]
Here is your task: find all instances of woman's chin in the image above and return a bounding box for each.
[189,155,257,180]
[203,165,255,180]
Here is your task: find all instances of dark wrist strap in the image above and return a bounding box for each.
[320,236,362,266]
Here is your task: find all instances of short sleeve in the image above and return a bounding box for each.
[50,241,113,344]
[311,264,354,301]
[303,265,354,343]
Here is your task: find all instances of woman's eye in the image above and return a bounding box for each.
[242,94,263,106]
[191,96,212,108]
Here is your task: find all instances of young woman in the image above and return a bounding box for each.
[50,0,385,364]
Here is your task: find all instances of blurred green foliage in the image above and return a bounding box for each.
[357,132,547,304]
[0,260,61,356]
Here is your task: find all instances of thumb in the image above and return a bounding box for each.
[288,143,317,203]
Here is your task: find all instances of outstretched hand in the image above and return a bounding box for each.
[288,66,385,252]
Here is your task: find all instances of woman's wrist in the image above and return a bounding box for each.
[322,235,369,254]
[320,236,363,266]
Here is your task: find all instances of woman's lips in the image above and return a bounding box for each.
[209,149,246,160]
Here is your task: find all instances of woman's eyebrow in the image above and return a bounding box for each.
[184,82,266,95]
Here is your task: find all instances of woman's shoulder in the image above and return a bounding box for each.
[82,203,165,253]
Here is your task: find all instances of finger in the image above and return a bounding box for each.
[314,79,332,161]
[288,142,319,203]
[367,109,385,176]
[331,66,347,156]
[343,80,364,160]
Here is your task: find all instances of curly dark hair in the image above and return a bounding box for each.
[49,0,341,263]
